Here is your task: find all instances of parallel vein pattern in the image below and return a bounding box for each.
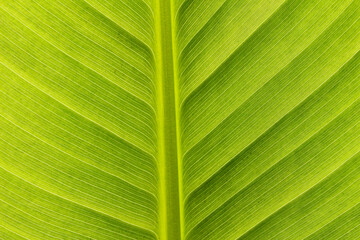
[2,0,360,239]
[0,0,159,239]
[176,0,360,239]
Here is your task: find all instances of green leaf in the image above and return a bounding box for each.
[1,0,360,239]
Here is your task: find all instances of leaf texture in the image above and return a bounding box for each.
[0,0,158,239]
[1,0,360,239]
[178,0,360,239]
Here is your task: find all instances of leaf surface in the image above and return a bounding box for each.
[1,0,360,239]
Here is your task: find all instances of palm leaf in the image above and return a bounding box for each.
[1,0,360,239]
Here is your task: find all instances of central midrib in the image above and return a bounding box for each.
[155,0,183,239]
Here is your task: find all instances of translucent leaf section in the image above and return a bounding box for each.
[2,0,360,239]
[0,0,158,239]
[176,0,360,239]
